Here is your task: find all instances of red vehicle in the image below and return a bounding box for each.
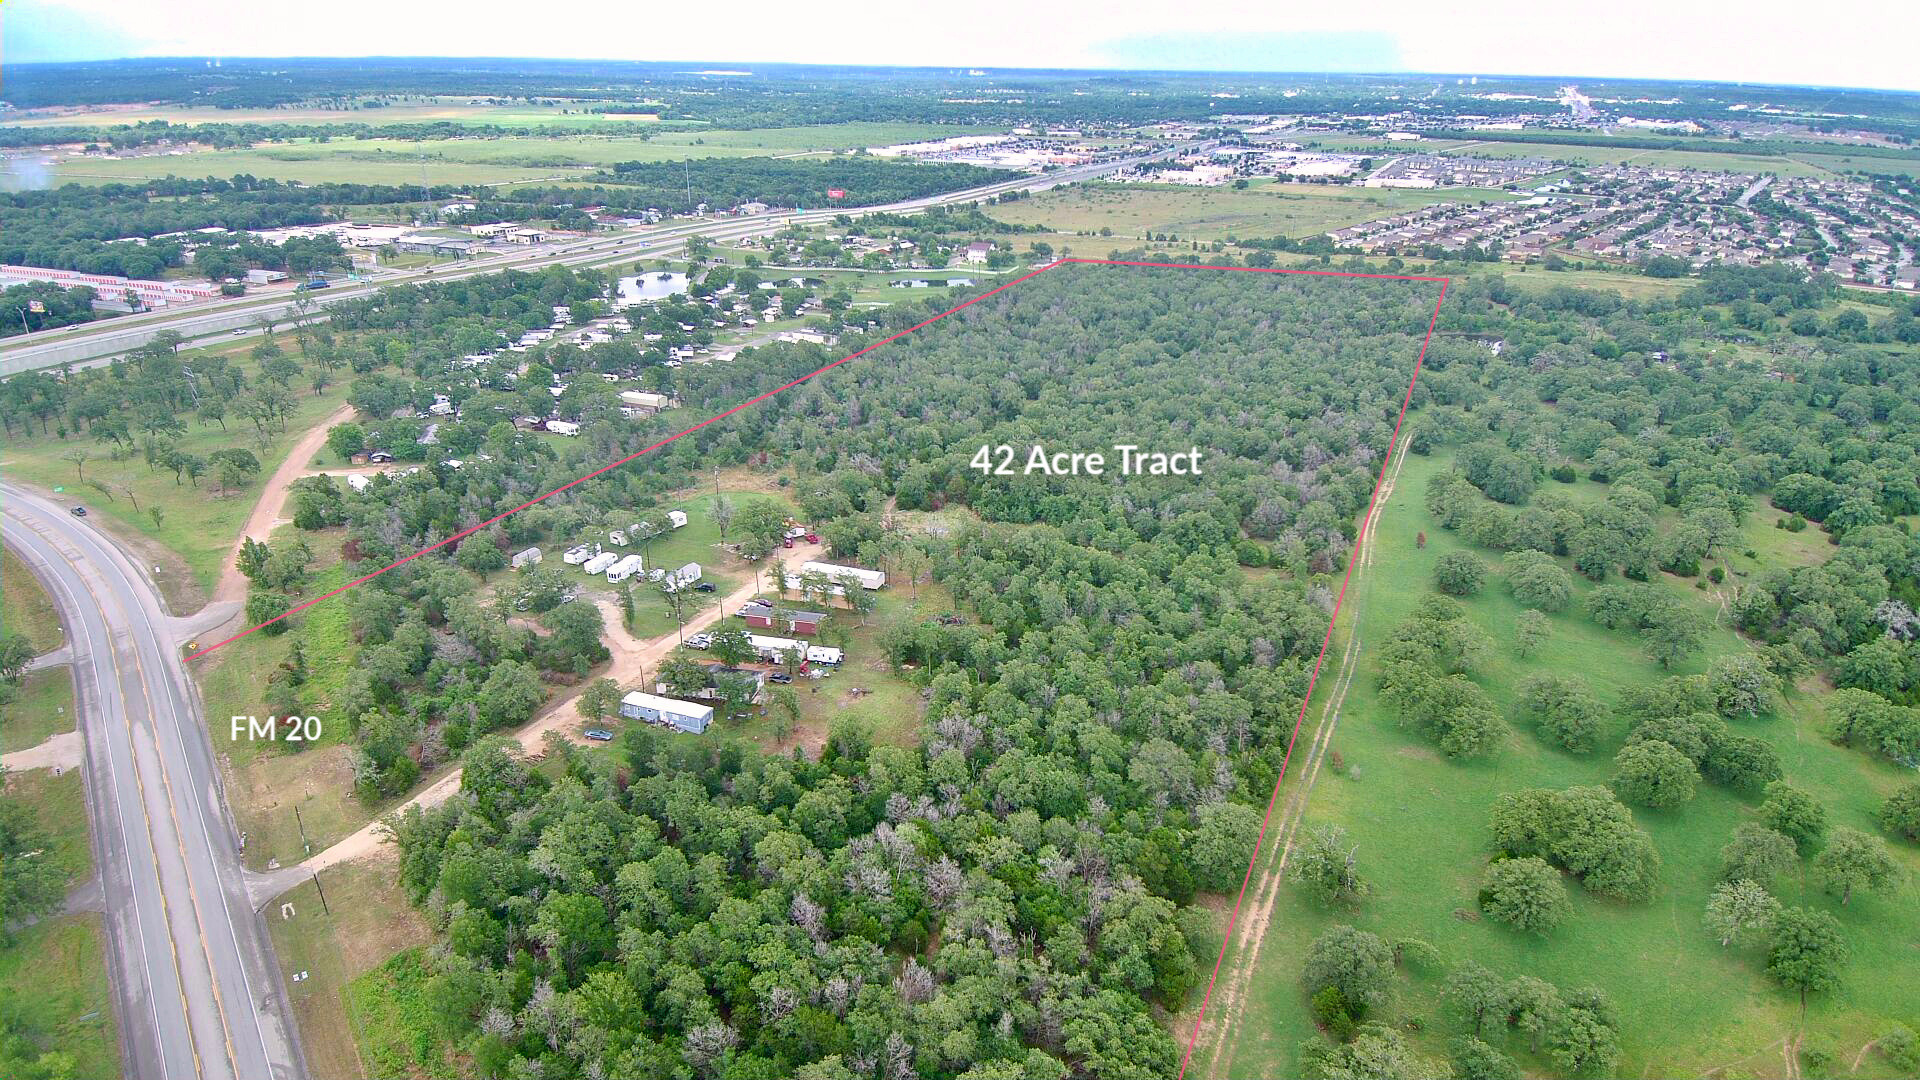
[804,533,819,544]
[782,537,795,548]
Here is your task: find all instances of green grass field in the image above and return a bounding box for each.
[2,668,77,753]
[1205,449,1920,1079]
[265,860,440,1080]
[195,546,390,873]
[0,348,345,596]
[2,546,66,654]
[0,914,121,1080]
[989,181,1514,242]
[3,766,92,886]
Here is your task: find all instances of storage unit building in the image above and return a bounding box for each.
[511,547,542,569]
[619,691,713,735]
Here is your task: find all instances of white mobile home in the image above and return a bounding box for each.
[583,551,619,575]
[747,634,805,663]
[606,554,646,583]
[619,691,713,735]
[803,561,886,590]
[661,562,702,591]
[545,420,580,436]
[562,545,594,565]
[511,547,543,570]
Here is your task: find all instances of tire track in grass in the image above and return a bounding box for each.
[1202,434,1409,1079]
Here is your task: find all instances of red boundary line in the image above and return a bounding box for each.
[186,252,1450,1070]
[1176,274,1448,1079]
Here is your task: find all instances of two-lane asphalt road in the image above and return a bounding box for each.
[3,483,302,1080]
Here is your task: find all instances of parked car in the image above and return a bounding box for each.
[684,633,712,649]
[69,506,87,517]
[782,537,794,548]
[805,533,820,544]
[693,582,716,592]
[583,729,614,742]
[232,328,247,335]
[769,672,794,684]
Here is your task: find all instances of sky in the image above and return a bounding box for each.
[7,0,1919,93]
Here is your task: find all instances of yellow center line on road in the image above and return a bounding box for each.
[129,636,243,1079]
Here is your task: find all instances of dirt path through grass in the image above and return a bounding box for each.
[1202,434,1410,1078]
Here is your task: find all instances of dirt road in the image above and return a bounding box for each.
[287,539,827,874]
[1201,432,1411,1078]
[212,402,355,604]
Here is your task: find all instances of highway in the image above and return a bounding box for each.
[0,145,1195,375]
[3,482,303,1080]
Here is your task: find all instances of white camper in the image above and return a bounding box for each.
[583,551,618,575]
[562,544,594,565]
[545,420,580,436]
[666,510,689,529]
[606,554,646,584]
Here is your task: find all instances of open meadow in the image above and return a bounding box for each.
[1202,449,1920,1079]
[989,180,1515,241]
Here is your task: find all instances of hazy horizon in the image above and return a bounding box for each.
[8,0,1919,95]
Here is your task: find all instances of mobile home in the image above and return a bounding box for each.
[583,551,619,575]
[562,544,594,565]
[619,691,713,735]
[606,554,646,583]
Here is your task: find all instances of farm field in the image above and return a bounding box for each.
[989,180,1515,241]
[25,122,1003,189]
[1,97,669,129]
[1200,449,1920,1079]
